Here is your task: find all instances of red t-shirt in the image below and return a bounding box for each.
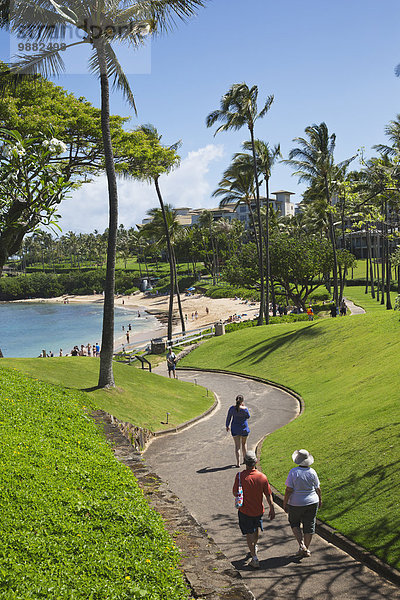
[233,468,272,517]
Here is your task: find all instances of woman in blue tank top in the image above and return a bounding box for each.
[226,395,250,467]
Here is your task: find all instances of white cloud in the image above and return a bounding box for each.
[57,144,225,233]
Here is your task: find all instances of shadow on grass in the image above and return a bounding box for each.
[323,459,400,568]
[226,322,323,369]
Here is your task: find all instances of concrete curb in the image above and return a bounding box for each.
[177,366,400,589]
[153,392,219,438]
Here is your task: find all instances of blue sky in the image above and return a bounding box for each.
[2,0,400,233]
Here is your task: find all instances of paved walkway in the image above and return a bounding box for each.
[344,298,366,315]
[144,367,399,600]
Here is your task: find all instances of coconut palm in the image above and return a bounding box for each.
[206,83,274,325]
[141,205,185,340]
[4,0,205,387]
[285,123,355,309]
[234,140,281,322]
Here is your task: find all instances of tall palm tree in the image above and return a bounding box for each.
[206,83,274,325]
[141,205,185,339]
[5,0,205,387]
[121,123,183,340]
[285,123,354,309]
[235,140,281,323]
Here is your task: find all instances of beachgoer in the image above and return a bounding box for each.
[80,344,85,356]
[166,347,177,379]
[283,449,322,558]
[129,323,132,330]
[122,325,124,331]
[95,343,100,356]
[126,331,130,343]
[87,344,92,356]
[226,395,250,467]
[307,306,314,321]
[340,300,347,316]
[206,307,209,315]
[233,451,275,569]
[59,348,63,357]
[71,347,78,356]
[195,310,198,319]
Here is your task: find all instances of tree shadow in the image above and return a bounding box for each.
[196,465,238,474]
[226,323,322,369]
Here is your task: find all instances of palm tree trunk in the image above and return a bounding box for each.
[172,247,185,333]
[264,178,270,324]
[366,224,375,298]
[385,201,392,310]
[154,177,174,342]
[97,41,117,389]
[324,177,339,309]
[249,126,265,326]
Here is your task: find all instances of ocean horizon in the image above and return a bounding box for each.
[0,301,160,358]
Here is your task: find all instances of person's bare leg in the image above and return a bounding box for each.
[234,436,240,467]
[304,533,313,549]
[241,436,248,463]
[291,526,305,549]
[246,531,259,557]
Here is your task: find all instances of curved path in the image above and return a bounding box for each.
[144,367,399,600]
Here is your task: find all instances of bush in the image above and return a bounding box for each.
[153,275,196,294]
[310,287,330,302]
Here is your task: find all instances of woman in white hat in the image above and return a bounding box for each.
[282,449,322,557]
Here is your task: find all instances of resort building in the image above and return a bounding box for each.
[140,191,296,229]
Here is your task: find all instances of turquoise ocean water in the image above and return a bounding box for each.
[0,302,159,358]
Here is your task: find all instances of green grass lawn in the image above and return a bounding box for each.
[0,367,190,599]
[180,287,400,569]
[0,357,213,432]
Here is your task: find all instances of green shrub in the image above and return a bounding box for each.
[205,285,260,301]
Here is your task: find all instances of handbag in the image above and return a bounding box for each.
[235,472,243,509]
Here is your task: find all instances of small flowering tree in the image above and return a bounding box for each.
[0,128,73,275]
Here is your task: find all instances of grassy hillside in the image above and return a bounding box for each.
[0,367,190,599]
[0,357,212,432]
[180,288,400,569]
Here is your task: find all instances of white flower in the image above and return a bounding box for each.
[48,137,67,155]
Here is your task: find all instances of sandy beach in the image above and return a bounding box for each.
[21,291,260,351]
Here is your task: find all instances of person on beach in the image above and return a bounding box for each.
[232,451,275,569]
[166,347,177,378]
[87,344,92,356]
[283,449,322,558]
[126,331,130,343]
[59,348,63,357]
[226,395,250,467]
[95,343,100,357]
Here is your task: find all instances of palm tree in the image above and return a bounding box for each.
[141,205,185,340]
[285,123,354,309]
[5,0,205,387]
[206,83,274,325]
[235,140,281,322]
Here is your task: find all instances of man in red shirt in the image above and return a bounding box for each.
[233,451,275,568]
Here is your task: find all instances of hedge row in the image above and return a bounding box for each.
[0,271,139,300]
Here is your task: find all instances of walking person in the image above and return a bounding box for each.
[232,451,275,569]
[226,395,250,467]
[283,449,322,558]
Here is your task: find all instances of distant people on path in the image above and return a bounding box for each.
[226,395,250,467]
[330,304,337,318]
[307,306,314,321]
[232,451,275,569]
[340,299,347,316]
[283,449,322,558]
[166,347,177,379]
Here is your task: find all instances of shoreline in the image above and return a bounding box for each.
[7,292,260,352]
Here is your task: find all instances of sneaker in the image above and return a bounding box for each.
[249,557,260,569]
[301,548,311,557]
[295,548,304,557]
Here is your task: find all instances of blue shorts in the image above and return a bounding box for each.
[288,503,318,534]
[238,511,263,535]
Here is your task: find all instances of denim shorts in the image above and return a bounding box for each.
[288,503,318,534]
[238,511,264,535]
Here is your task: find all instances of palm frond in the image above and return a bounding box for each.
[10,46,66,77]
[89,43,137,111]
